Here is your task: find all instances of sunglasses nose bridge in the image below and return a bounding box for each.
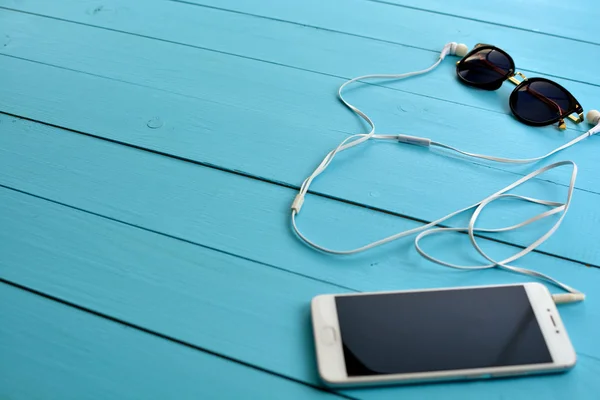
[507,72,528,86]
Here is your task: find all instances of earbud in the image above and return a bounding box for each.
[587,110,600,125]
[440,42,469,60]
[452,42,469,57]
[586,110,600,135]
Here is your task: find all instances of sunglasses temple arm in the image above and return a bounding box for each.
[525,86,566,118]
[478,55,510,76]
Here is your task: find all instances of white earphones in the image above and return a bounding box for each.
[587,109,600,132]
[440,42,469,59]
[291,42,599,302]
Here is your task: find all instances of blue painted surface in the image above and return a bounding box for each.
[0,284,343,400]
[0,0,599,398]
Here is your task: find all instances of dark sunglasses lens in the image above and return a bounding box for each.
[458,49,512,85]
[510,80,572,125]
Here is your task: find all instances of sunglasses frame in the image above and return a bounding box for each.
[456,44,584,129]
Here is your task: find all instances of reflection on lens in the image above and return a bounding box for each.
[457,48,513,86]
[510,80,572,125]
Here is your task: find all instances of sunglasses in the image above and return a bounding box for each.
[456,44,584,129]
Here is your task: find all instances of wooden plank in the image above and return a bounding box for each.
[362,0,599,45]
[0,283,345,400]
[1,6,598,221]
[2,115,600,290]
[2,2,596,108]
[0,116,597,348]
[0,187,348,395]
[0,1,597,397]
[1,47,599,265]
[0,5,596,194]
[2,127,600,399]
[0,6,588,265]
[143,0,600,85]
[2,4,598,210]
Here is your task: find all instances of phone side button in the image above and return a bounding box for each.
[320,327,337,346]
[480,374,492,379]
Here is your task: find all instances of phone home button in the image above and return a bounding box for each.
[321,327,337,346]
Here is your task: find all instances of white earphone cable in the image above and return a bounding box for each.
[429,133,592,164]
[294,58,444,206]
[291,46,591,301]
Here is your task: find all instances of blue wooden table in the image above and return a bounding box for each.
[1,0,599,398]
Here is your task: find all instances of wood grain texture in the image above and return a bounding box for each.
[158,0,600,84]
[1,6,598,186]
[2,116,600,396]
[0,283,345,400]
[2,165,600,400]
[363,0,600,45]
[1,8,600,264]
[2,3,596,113]
[1,0,600,397]
[1,115,599,299]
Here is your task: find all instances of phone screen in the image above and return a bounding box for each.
[335,286,552,376]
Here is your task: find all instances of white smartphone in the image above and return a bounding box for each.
[311,283,576,387]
